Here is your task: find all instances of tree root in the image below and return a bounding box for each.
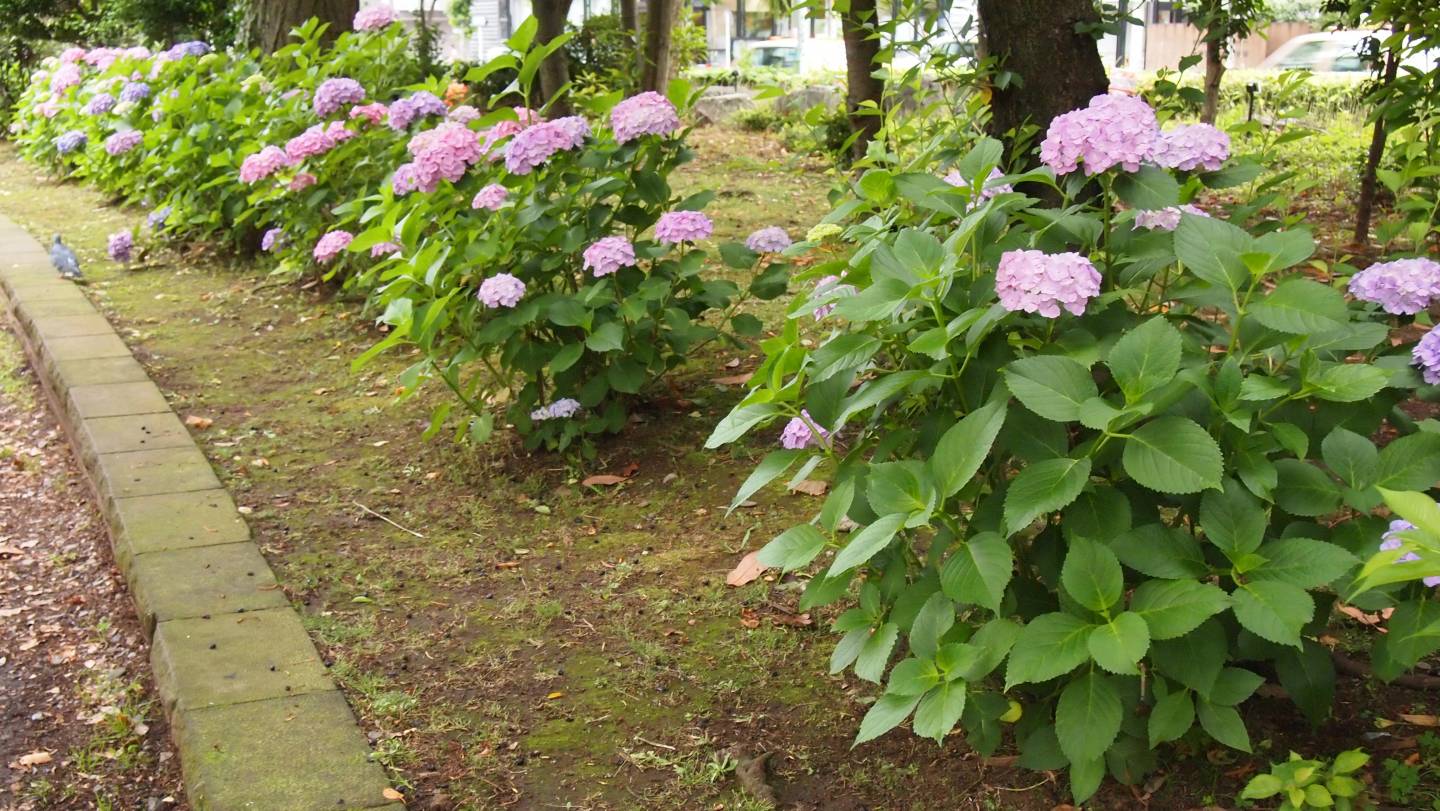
[1331,650,1440,690]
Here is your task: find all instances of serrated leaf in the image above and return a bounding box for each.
[1231,581,1313,648]
[1197,697,1251,752]
[1200,479,1266,561]
[1003,457,1091,536]
[730,450,802,512]
[1310,363,1390,403]
[1249,278,1348,334]
[939,532,1013,612]
[1061,537,1123,612]
[706,403,780,448]
[1086,612,1150,674]
[1114,165,1182,210]
[886,657,942,696]
[854,693,921,745]
[1275,640,1334,725]
[756,524,827,572]
[1374,599,1440,681]
[854,622,900,682]
[1110,524,1208,579]
[1274,459,1341,516]
[1107,316,1183,403]
[1249,538,1357,588]
[1375,432,1440,490]
[1148,689,1195,747]
[1005,612,1093,689]
[1130,579,1229,640]
[1174,214,1251,291]
[1003,356,1097,422]
[1151,619,1226,695]
[828,513,907,576]
[912,681,968,743]
[1321,427,1378,490]
[930,400,1008,497]
[909,593,955,659]
[1055,671,1123,764]
[1208,667,1264,705]
[1123,417,1223,494]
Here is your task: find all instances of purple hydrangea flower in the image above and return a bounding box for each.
[1151,123,1230,172]
[1414,329,1440,385]
[261,228,284,252]
[392,122,485,195]
[745,226,791,254]
[1380,519,1440,586]
[478,273,526,308]
[313,230,354,263]
[314,78,365,118]
[995,249,1102,318]
[391,164,420,196]
[943,167,1012,201]
[83,93,116,115]
[531,397,582,421]
[611,91,681,143]
[1040,94,1161,176]
[387,91,447,131]
[354,4,400,30]
[1133,204,1209,232]
[812,275,857,320]
[583,236,636,277]
[54,130,87,155]
[239,145,294,183]
[107,231,133,262]
[780,410,829,449]
[147,206,171,230]
[1349,258,1440,315]
[654,211,713,244]
[164,41,211,60]
[104,131,143,156]
[119,81,150,103]
[504,115,590,174]
[448,104,480,124]
[370,241,401,258]
[471,183,509,211]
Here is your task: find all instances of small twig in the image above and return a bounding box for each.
[632,735,676,751]
[1332,650,1440,689]
[351,500,425,538]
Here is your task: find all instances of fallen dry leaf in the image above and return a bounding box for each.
[789,479,829,497]
[726,551,765,587]
[382,787,404,801]
[1337,603,1392,629]
[739,608,761,629]
[581,474,629,487]
[768,611,813,627]
[17,751,52,767]
[183,414,214,430]
[546,691,565,700]
[1400,713,1440,727]
[711,373,751,386]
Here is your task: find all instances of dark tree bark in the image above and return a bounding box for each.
[535,0,575,116]
[1355,44,1402,247]
[242,0,358,52]
[841,0,884,161]
[1200,35,1223,124]
[976,0,1108,148]
[620,0,639,38]
[640,0,680,92]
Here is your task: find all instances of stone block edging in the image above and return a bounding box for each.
[0,217,402,811]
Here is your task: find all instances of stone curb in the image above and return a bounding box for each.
[0,219,402,811]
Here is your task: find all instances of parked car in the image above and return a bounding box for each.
[735,38,847,74]
[1261,29,1437,73]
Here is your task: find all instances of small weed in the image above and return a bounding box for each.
[1385,757,1422,805]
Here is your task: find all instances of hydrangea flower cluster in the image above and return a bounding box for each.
[448,105,480,124]
[1150,123,1230,172]
[1040,94,1160,176]
[284,121,354,162]
[261,228,284,252]
[531,398,582,422]
[239,145,294,183]
[313,78,365,118]
[84,48,123,70]
[478,273,526,308]
[147,206,171,230]
[943,167,1013,201]
[1133,204,1209,232]
[107,230,133,262]
[471,183,509,211]
[812,274,858,320]
[83,93,116,115]
[60,47,86,64]
[995,249,1102,318]
[370,242,400,258]
[313,230,353,263]
[162,41,210,60]
[388,91,447,131]
[780,410,829,449]
[1380,520,1440,587]
[394,122,484,195]
[54,130,87,155]
[349,103,388,125]
[354,4,400,30]
[1413,329,1440,385]
[288,172,317,192]
[583,236,636,277]
[1348,258,1440,315]
[504,115,590,174]
[104,131,143,156]
[35,100,59,119]
[745,226,791,253]
[119,81,151,103]
[611,91,680,144]
[50,64,82,95]
[654,211,713,244]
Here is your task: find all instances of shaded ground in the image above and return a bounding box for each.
[0,298,184,809]
[0,126,1437,810]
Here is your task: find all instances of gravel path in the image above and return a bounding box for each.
[0,314,185,810]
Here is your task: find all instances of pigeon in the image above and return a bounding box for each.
[50,235,83,282]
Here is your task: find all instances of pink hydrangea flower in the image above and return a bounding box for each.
[471,183,509,211]
[1040,94,1160,176]
[60,47,86,64]
[107,231,133,262]
[654,211,713,244]
[371,241,400,258]
[812,275,857,320]
[531,398,582,421]
[1349,258,1440,315]
[349,103,388,125]
[288,172,317,192]
[583,236,636,277]
[1133,204,1209,232]
[394,122,484,194]
[85,48,122,70]
[1414,329,1440,385]
[313,230,353,263]
[50,63,82,95]
[284,121,353,162]
[504,115,590,174]
[745,227,791,253]
[1151,123,1230,172]
[35,100,59,118]
[478,273,526,308]
[392,164,420,195]
[240,145,294,183]
[1380,519,1440,586]
[995,249,1102,318]
[314,77,364,118]
[104,131,143,156]
[611,91,680,143]
[354,4,400,30]
[780,410,829,449]
[448,104,480,124]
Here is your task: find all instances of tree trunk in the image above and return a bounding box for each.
[242,0,358,52]
[535,0,574,116]
[841,0,884,161]
[976,0,1108,148]
[1200,34,1223,124]
[620,0,638,38]
[1355,45,1402,247]
[640,0,680,92]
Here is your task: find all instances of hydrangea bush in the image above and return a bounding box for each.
[710,94,1440,802]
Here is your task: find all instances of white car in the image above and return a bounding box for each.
[736,38,847,74]
[1262,30,1437,73]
